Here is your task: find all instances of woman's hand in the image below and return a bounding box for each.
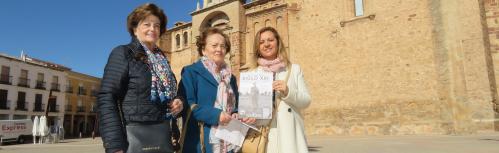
[232,113,256,124]
[273,80,288,97]
[241,117,256,124]
[169,98,183,116]
[219,112,232,126]
[231,113,239,119]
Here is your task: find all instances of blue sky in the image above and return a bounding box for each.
[0,0,198,78]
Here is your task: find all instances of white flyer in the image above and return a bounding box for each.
[238,71,273,119]
[214,119,250,147]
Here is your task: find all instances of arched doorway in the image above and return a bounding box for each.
[199,11,231,32]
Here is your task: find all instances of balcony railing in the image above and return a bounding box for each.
[66,105,72,112]
[66,85,73,93]
[51,83,60,92]
[33,103,45,112]
[0,74,12,85]
[77,106,86,112]
[35,80,46,90]
[78,88,87,96]
[15,101,28,111]
[17,77,30,88]
[49,104,59,112]
[0,100,10,110]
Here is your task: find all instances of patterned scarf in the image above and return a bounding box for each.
[142,42,178,119]
[257,57,286,73]
[200,56,238,153]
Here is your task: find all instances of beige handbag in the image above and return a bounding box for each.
[241,67,291,153]
[241,126,270,153]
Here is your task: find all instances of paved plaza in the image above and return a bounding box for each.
[1,133,499,153]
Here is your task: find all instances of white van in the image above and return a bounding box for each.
[0,119,33,144]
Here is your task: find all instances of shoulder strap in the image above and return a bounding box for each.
[283,65,292,84]
[268,66,292,126]
[275,66,292,108]
[179,104,199,153]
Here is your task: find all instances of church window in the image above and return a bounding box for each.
[176,34,181,49]
[183,32,188,46]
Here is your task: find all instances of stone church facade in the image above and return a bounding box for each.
[158,0,499,136]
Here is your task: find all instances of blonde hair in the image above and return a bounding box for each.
[248,27,291,70]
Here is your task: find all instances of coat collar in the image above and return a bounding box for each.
[126,37,146,56]
[192,60,219,87]
[126,37,166,61]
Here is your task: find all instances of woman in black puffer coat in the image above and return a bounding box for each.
[97,3,183,153]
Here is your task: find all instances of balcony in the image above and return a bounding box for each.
[17,77,30,88]
[33,103,45,112]
[78,87,87,96]
[48,104,59,112]
[51,83,60,92]
[15,101,28,111]
[66,85,73,93]
[77,106,86,112]
[65,105,73,112]
[0,100,10,110]
[35,80,46,90]
[0,74,12,85]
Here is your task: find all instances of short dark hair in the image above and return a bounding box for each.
[196,28,231,56]
[127,3,167,37]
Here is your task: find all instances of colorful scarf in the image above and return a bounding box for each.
[142,42,177,119]
[200,56,238,153]
[257,57,286,73]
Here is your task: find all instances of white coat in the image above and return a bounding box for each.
[251,64,311,153]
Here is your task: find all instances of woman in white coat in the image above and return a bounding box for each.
[247,27,311,153]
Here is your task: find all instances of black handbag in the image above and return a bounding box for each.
[126,121,174,153]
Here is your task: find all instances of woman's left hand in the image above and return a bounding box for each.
[169,98,183,116]
[273,80,288,97]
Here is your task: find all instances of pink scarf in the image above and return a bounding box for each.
[257,57,286,73]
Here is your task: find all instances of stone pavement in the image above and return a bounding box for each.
[1,133,499,153]
[0,138,104,153]
[307,132,499,153]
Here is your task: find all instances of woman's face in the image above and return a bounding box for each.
[258,31,278,60]
[134,15,160,46]
[202,33,227,65]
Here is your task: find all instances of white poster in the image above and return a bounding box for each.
[214,119,250,147]
[238,71,273,119]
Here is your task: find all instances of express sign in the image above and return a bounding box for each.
[1,123,27,133]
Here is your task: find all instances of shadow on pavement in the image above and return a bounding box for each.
[56,140,78,143]
[308,145,322,152]
[478,138,499,142]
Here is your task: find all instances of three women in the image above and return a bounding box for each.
[98,3,310,153]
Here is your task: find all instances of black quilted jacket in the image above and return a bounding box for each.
[97,38,175,153]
